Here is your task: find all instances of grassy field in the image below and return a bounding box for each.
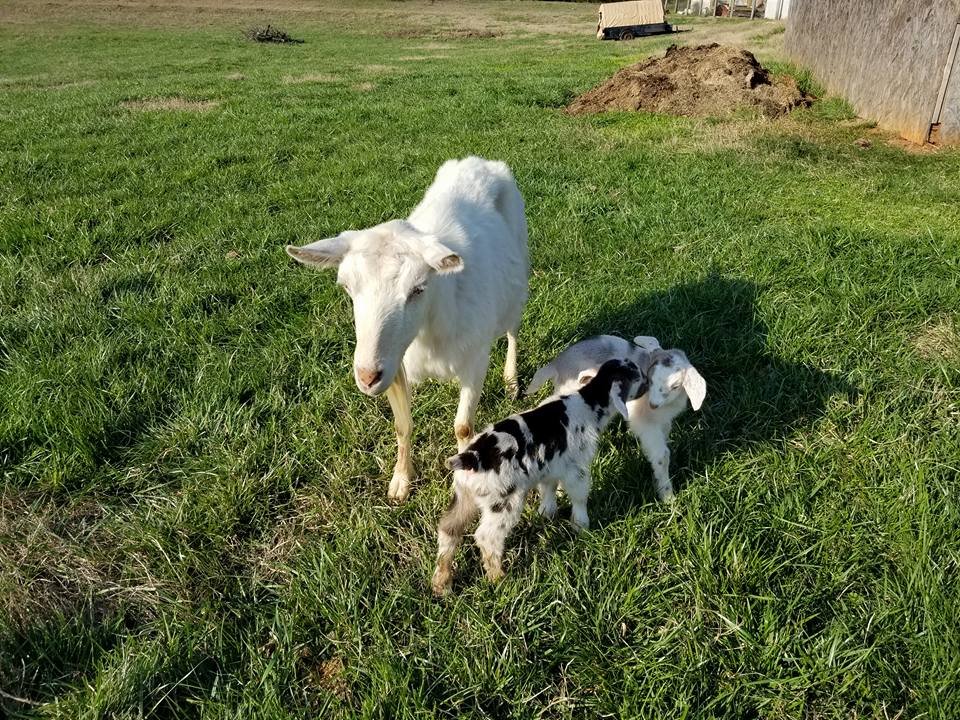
[2,1,959,717]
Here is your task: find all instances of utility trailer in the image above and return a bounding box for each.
[597,1,673,41]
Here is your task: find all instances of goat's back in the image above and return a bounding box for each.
[411,157,527,259]
[536,335,642,395]
[403,157,529,380]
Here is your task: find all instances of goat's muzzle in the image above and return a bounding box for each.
[356,366,386,396]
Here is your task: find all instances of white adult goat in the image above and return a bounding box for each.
[286,157,529,502]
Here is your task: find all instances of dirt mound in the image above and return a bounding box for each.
[566,43,810,118]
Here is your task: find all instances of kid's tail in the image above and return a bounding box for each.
[525,364,556,396]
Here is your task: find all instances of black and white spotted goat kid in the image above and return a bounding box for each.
[431,359,647,596]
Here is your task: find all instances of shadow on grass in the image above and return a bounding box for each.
[0,609,125,717]
[553,274,856,522]
[447,275,855,577]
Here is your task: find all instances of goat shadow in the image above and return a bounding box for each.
[522,274,857,530]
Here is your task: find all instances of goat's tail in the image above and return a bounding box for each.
[524,363,556,396]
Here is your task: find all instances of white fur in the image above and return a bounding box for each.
[528,335,707,502]
[287,157,529,501]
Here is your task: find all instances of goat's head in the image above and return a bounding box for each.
[286,220,463,396]
[638,339,706,412]
[576,358,647,420]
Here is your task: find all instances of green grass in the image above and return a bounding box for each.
[2,3,959,718]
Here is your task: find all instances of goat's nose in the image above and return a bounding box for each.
[356,367,383,389]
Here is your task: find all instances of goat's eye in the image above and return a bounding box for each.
[407,284,426,302]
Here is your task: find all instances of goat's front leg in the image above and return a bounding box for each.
[636,423,674,502]
[454,358,489,451]
[503,329,520,398]
[385,364,414,503]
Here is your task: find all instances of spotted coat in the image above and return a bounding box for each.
[431,359,648,595]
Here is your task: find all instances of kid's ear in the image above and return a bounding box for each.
[633,335,661,351]
[683,366,707,411]
[577,369,597,386]
[445,451,478,472]
[611,386,630,420]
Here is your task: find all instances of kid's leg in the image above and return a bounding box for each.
[432,487,479,596]
[474,491,525,582]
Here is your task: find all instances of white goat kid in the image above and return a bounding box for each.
[527,335,706,502]
[286,157,529,502]
[432,359,647,595]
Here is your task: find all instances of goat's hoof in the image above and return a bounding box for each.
[431,568,453,597]
[484,565,505,583]
[504,378,520,399]
[387,473,411,503]
[657,487,676,503]
[538,502,557,520]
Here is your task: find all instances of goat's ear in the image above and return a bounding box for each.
[611,386,630,420]
[446,451,478,472]
[286,235,351,268]
[683,366,707,411]
[577,369,597,387]
[418,239,463,275]
[633,335,661,351]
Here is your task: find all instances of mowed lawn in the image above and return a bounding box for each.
[2,1,959,717]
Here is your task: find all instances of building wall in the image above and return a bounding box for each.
[764,0,790,20]
[785,0,960,144]
[935,25,960,142]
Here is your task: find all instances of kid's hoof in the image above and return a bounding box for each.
[537,500,557,519]
[431,567,453,597]
[484,566,505,583]
[657,487,676,503]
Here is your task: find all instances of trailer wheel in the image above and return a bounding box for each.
[620,30,634,41]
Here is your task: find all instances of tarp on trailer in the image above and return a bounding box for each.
[598,1,665,34]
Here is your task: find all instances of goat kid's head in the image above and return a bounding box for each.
[574,337,706,413]
[636,337,706,412]
[577,358,648,420]
[286,220,463,396]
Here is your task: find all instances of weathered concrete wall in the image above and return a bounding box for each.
[786,0,960,144]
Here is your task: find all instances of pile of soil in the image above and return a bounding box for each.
[566,43,810,118]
